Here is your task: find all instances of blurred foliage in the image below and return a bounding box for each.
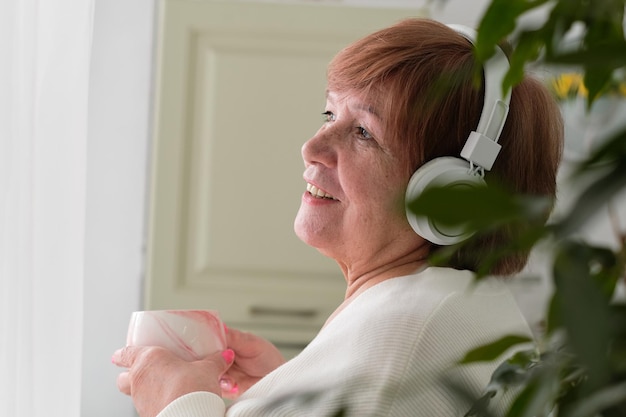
[548,72,626,101]
[472,0,626,104]
[412,0,626,415]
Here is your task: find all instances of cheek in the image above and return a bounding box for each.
[352,173,408,218]
[381,171,412,215]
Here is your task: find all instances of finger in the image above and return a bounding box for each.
[218,350,243,399]
[225,327,242,348]
[199,349,234,384]
[219,377,232,391]
[221,348,235,366]
[111,345,143,368]
[116,371,131,395]
[220,377,240,399]
[111,348,127,367]
[225,329,257,356]
[219,376,238,393]
[192,349,235,378]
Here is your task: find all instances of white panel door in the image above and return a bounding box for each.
[146,0,423,355]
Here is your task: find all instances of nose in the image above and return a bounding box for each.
[301,126,337,167]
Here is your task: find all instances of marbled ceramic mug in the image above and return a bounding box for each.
[126,309,226,361]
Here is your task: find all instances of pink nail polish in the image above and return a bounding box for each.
[221,349,235,363]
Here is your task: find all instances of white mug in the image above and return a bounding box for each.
[126,309,226,361]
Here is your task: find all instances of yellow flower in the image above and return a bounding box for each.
[550,73,586,100]
[548,72,626,101]
[551,73,572,98]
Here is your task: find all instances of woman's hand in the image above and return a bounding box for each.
[220,327,286,399]
[113,346,234,417]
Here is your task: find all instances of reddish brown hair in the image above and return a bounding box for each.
[327,18,563,275]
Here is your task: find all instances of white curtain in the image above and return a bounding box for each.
[0,1,94,416]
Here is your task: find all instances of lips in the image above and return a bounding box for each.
[306,183,338,200]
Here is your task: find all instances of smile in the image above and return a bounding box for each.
[306,183,338,200]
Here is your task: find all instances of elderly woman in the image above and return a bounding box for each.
[113,18,563,417]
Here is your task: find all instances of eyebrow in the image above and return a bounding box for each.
[325,89,381,119]
[358,103,380,118]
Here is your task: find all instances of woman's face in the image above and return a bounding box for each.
[294,89,421,266]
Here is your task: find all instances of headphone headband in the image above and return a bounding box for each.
[447,24,511,172]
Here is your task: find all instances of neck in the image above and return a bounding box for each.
[342,253,429,300]
[323,242,430,328]
[342,237,431,299]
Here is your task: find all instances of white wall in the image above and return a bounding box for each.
[82,0,154,416]
[80,1,523,415]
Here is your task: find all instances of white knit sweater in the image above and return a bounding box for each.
[158,267,532,417]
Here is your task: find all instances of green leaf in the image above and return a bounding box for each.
[476,0,550,62]
[443,377,499,417]
[545,292,562,335]
[463,390,498,417]
[505,29,546,91]
[608,304,626,372]
[589,247,621,299]
[407,183,552,232]
[506,370,560,417]
[609,304,626,339]
[547,41,626,68]
[555,132,626,237]
[506,349,539,367]
[484,359,533,391]
[407,185,514,229]
[575,128,626,173]
[568,381,626,417]
[473,226,549,278]
[583,66,615,107]
[555,161,626,237]
[460,335,533,364]
[408,182,552,279]
[476,0,551,93]
[553,242,613,390]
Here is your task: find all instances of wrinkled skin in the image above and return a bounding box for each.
[112,326,286,416]
[113,346,229,417]
[219,326,286,400]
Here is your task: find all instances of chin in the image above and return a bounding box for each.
[293,218,314,246]
[294,215,327,250]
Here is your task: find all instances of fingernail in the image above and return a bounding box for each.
[220,378,233,391]
[221,349,235,363]
[111,349,122,364]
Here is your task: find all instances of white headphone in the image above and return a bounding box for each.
[405,24,511,245]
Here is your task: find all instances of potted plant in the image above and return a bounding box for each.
[409,0,626,415]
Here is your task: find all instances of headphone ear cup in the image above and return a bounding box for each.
[405,157,486,245]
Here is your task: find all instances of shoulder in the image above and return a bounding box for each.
[233,267,530,416]
[313,267,530,415]
[321,266,530,371]
[357,268,531,414]
[341,267,519,336]
[358,266,530,350]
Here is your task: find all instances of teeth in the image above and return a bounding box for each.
[306,183,337,200]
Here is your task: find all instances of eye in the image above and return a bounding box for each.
[356,126,374,140]
[321,111,335,123]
